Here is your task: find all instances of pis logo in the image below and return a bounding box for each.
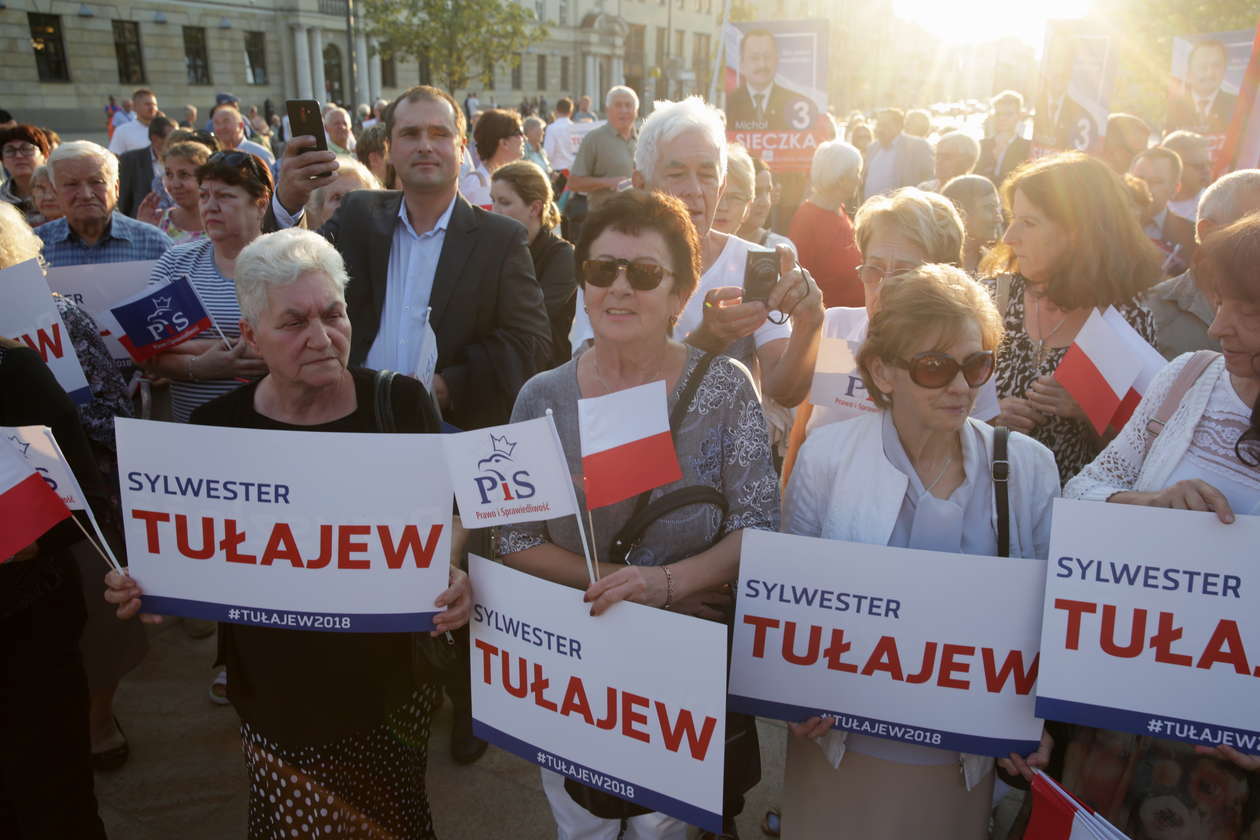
[473,434,536,504]
[144,295,193,342]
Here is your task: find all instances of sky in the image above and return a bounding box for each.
[891,0,1093,50]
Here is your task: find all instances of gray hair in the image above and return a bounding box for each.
[726,142,754,196]
[634,96,728,185]
[31,163,53,186]
[936,131,981,171]
[1162,130,1210,158]
[234,229,350,324]
[523,115,546,134]
[1197,169,1260,230]
[48,140,118,188]
[605,85,639,110]
[809,140,862,193]
[323,106,351,126]
[305,156,381,217]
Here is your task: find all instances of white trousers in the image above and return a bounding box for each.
[541,769,689,840]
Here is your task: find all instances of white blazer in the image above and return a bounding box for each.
[781,411,1061,789]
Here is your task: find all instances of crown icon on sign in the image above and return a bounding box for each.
[8,435,31,457]
[490,434,517,459]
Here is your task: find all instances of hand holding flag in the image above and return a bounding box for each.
[104,274,216,363]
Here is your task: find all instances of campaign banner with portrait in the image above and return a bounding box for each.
[0,259,91,404]
[1167,28,1254,155]
[44,260,154,365]
[722,19,829,172]
[118,418,453,632]
[1037,500,1260,754]
[469,555,728,833]
[1032,20,1116,157]
[730,530,1044,757]
[1218,19,1260,175]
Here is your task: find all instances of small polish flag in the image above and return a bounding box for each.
[1054,310,1144,435]
[578,380,682,509]
[1026,771,1129,840]
[1102,307,1167,430]
[0,438,71,561]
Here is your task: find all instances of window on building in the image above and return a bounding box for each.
[535,0,545,20]
[537,55,547,90]
[417,51,431,86]
[381,55,396,88]
[28,14,70,82]
[656,27,668,65]
[244,31,267,85]
[693,33,711,92]
[561,56,570,91]
[674,31,685,59]
[558,0,569,25]
[511,58,523,90]
[112,20,145,84]
[183,26,211,85]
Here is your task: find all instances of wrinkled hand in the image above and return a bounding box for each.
[192,340,269,380]
[432,566,471,635]
[788,715,835,739]
[277,135,339,215]
[998,729,1053,781]
[1026,376,1086,423]
[103,568,164,624]
[1195,744,1260,772]
[766,247,823,331]
[136,191,162,226]
[1126,479,1237,524]
[583,565,667,616]
[995,396,1046,434]
[696,286,768,348]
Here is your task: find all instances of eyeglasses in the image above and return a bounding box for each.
[2,144,39,159]
[855,262,920,287]
[582,258,671,291]
[893,350,995,389]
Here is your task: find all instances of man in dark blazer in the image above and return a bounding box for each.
[1166,39,1237,135]
[117,115,173,218]
[725,29,818,131]
[268,86,551,434]
[977,90,1031,188]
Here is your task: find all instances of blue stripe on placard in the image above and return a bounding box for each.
[729,694,1040,758]
[1036,696,1260,756]
[473,719,724,834]
[67,385,92,406]
[139,595,437,633]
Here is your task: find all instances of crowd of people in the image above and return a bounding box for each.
[2,68,1258,840]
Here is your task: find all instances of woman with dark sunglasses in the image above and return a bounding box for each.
[780,264,1059,839]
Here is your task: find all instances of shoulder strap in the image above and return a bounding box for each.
[372,369,398,433]
[1143,350,1218,455]
[996,274,1013,320]
[993,426,1010,559]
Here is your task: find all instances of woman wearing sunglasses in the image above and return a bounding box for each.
[781,264,1059,839]
[498,189,779,840]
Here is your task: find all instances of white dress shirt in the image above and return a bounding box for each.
[109,119,151,155]
[863,139,898,197]
[543,116,576,172]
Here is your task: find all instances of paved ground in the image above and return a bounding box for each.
[95,618,787,839]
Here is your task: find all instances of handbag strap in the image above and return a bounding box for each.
[993,425,1010,558]
[609,486,729,565]
[373,369,398,433]
[1143,350,1218,456]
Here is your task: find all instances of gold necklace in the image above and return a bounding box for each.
[1032,295,1069,366]
[591,348,667,395]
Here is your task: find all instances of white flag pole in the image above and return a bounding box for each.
[44,429,123,573]
[181,273,232,349]
[70,514,122,574]
[544,409,598,585]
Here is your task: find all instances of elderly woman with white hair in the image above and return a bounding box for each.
[105,227,472,840]
[303,155,381,229]
[920,131,981,193]
[712,142,795,258]
[522,114,553,176]
[788,139,865,306]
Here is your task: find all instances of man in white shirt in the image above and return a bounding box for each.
[211,102,276,166]
[108,88,159,155]
[542,97,577,175]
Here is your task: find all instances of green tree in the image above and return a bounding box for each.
[360,0,548,92]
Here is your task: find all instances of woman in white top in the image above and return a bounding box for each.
[781,264,1059,838]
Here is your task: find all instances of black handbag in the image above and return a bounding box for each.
[371,369,462,677]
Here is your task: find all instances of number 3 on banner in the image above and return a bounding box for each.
[791,101,811,131]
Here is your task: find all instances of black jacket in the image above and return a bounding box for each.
[117,146,156,218]
[977,136,1031,188]
[529,227,576,366]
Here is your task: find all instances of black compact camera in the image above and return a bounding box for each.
[743,246,780,303]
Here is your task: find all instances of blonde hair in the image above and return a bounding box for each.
[0,201,44,270]
[725,142,754,199]
[854,187,964,265]
[305,156,381,219]
[856,264,1003,410]
[163,141,211,168]
[492,160,561,230]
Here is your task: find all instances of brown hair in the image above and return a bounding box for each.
[0,124,52,159]
[982,152,1162,309]
[857,264,1005,410]
[196,150,274,203]
[163,141,212,168]
[575,190,701,307]
[473,109,523,163]
[1195,212,1260,464]
[492,160,561,230]
[854,187,964,265]
[385,85,466,143]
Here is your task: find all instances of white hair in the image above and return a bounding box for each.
[605,85,639,109]
[809,140,862,192]
[523,115,546,133]
[634,96,728,185]
[305,156,381,218]
[48,140,118,188]
[234,229,350,324]
[1162,130,1210,156]
[935,131,981,170]
[725,143,754,196]
[324,106,351,125]
[0,201,44,270]
[1197,170,1260,230]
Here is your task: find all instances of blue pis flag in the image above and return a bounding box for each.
[105,275,216,363]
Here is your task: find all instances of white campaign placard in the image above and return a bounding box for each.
[0,259,91,404]
[45,260,154,363]
[469,555,728,832]
[118,418,453,632]
[731,530,1044,756]
[1037,499,1260,754]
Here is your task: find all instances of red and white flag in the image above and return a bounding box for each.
[578,380,682,509]
[1054,310,1144,434]
[0,437,71,561]
[1101,307,1168,430]
[1027,771,1130,840]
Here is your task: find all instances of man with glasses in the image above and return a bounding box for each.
[977,90,1030,187]
[1163,130,1214,221]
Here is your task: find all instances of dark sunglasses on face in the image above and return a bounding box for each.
[893,350,995,389]
[582,258,671,291]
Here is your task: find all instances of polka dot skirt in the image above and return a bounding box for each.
[241,684,438,839]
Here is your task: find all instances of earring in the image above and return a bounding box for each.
[668,314,678,326]
[583,305,590,314]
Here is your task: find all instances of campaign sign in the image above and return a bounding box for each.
[723,20,829,172]
[443,416,576,527]
[1037,499,1260,754]
[469,555,727,832]
[730,530,1044,757]
[1167,29,1254,164]
[45,260,154,364]
[118,418,453,632]
[1033,21,1116,157]
[0,259,91,404]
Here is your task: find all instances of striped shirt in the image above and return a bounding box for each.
[36,211,172,268]
[147,238,246,423]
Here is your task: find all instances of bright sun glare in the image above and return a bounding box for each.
[892,0,1092,49]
